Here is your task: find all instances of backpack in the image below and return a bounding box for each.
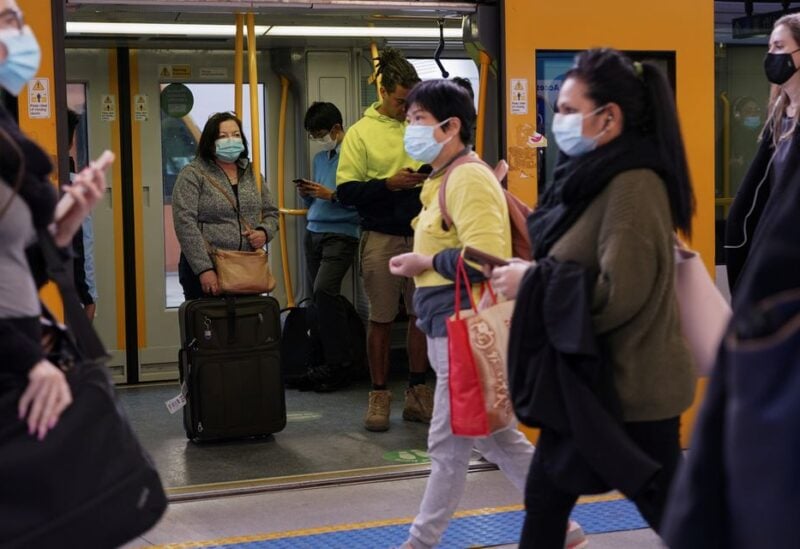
[280,298,320,383]
[438,155,533,260]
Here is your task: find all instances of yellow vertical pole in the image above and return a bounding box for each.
[246,12,261,193]
[476,51,491,158]
[276,76,296,307]
[234,14,244,119]
[370,42,381,95]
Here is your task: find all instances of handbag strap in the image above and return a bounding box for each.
[453,255,478,320]
[187,166,255,233]
[37,228,108,361]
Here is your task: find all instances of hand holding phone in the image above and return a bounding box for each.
[54,150,114,221]
[463,246,509,267]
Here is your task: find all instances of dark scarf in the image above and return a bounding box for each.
[529,134,668,260]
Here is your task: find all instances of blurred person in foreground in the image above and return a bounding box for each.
[489,48,696,547]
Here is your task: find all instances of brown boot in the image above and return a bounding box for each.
[403,384,433,424]
[364,390,391,432]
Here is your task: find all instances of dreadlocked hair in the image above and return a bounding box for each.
[375,47,420,92]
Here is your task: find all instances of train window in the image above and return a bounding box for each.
[162,83,266,308]
[714,44,766,266]
[535,50,675,192]
[408,58,480,108]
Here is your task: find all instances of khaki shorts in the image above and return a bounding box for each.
[360,231,416,323]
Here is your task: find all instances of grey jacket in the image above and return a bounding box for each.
[172,157,279,275]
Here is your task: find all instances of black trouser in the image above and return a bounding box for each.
[519,416,682,548]
[178,253,206,301]
[304,231,359,365]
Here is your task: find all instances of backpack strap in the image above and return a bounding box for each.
[438,154,492,231]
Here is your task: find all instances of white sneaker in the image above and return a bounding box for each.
[565,519,588,548]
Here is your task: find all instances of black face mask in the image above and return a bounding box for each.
[764,48,800,85]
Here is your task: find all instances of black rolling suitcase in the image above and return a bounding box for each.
[178,295,286,441]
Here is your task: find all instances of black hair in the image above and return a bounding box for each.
[566,48,695,235]
[196,112,249,162]
[405,79,475,145]
[67,109,80,148]
[375,47,420,93]
[304,102,343,132]
[451,77,475,100]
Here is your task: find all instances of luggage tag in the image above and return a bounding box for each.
[165,382,188,415]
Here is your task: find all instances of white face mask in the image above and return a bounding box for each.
[551,105,608,157]
[311,131,337,151]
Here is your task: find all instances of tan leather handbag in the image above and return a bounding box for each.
[192,167,277,295]
[212,247,276,294]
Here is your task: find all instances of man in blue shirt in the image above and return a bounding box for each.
[293,102,361,391]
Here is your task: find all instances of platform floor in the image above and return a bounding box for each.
[122,470,663,549]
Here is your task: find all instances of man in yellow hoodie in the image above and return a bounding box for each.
[336,48,432,432]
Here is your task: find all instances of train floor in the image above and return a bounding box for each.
[120,375,435,487]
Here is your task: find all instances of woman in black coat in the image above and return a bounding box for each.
[725,13,800,313]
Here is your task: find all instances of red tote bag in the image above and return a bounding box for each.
[447,257,515,437]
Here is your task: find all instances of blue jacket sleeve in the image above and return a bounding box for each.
[433,248,486,282]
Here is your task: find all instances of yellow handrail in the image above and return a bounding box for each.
[280,208,309,215]
[720,92,731,216]
[476,50,491,157]
[277,76,298,306]
[234,14,243,118]
[246,13,261,193]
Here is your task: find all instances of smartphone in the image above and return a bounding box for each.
[417,164,433,175]
[292,178,310,185]
[54,150,115,221]
[463,246,509,267]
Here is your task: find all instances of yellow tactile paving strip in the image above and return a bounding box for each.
[152,492,624,548]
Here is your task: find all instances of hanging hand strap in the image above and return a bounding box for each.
[38,229,108,361]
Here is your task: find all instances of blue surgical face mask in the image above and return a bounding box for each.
[551,105,608,157]
[404,118,454,163]
[215,137,244,163]
[742,115,762,130]
[0,26,41,96]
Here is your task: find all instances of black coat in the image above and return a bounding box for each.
[725,127,800,312]
[507,258,660,498]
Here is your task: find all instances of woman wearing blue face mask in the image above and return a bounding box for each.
[172,112,278,299]
[489,48,696,547]
[389,79,586,549]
